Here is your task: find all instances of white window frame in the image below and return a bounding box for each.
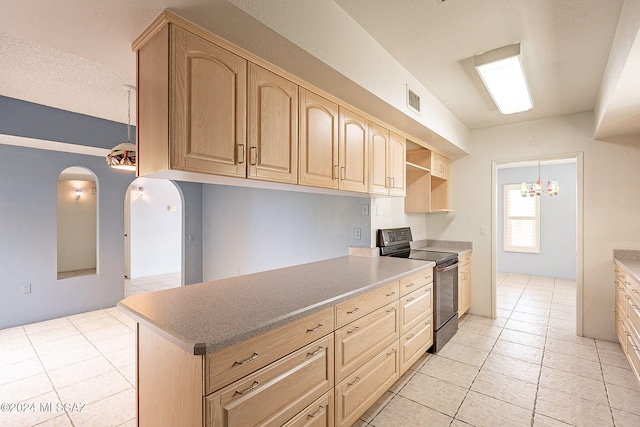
[503,183,540,253]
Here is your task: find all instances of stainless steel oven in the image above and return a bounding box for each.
[378,227,458,352]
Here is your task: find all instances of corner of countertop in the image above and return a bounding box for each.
[349,246,380,257]
[614,249,640,261]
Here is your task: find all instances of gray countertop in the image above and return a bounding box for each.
[118,256,434,355]
[411,239,473,256]
[615,250,640,283]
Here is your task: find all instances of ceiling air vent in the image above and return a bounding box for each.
[407,86,421,114]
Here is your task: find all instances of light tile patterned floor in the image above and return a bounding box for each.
[2,273,640,426]
[0,273,179,427]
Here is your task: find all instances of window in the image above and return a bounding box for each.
[504,184,540,253]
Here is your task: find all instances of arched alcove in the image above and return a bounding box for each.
[57,166,97,279]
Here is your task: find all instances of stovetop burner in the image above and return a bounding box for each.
[377,228,457,264]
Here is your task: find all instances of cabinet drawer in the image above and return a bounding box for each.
[283,390,334,427]
[616,283,629,317]
[206,307,334,394]
[628,297,640,338]
[206,335,334,427]
[335,342,399,427]
[399,269,433,297]
[626,333,640,383]
[335,281,399,328]
[616,312,628,353]
[399,318,433,374]
[626,276,640,301]
[335,301,399,383]
[400,284,433,335]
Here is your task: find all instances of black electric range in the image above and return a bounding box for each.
[377,227,458,352]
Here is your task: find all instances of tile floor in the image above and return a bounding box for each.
[1,273,640,426]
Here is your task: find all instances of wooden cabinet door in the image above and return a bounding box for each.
[299,88,339,189]
[431,151,449,180]
[399,318,433,375]
[172,26,247,178]
[399,284,433,335]
[338,108,368,192]
[368,122,389,195]
[248,64,298,184]
[388,132,406,196]
[283,391,334,427]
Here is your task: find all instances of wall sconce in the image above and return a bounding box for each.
[136,187,144,199]
[75,189,83,200]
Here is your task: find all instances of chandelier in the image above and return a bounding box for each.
[521,162,559,197]
[106,85,136,171]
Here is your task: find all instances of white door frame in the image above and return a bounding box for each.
[491,152,584,336]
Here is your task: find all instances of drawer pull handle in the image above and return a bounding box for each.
[632,344,639,351]
[387,307,396,313]
[347,326,360,334]
[406,333,415,340]
[347,307,360,315]
[387,348,397,356]
[306,324,324,333]
[307,346,325,356]
[406,297,415,302]
[348,377,360,387]
[237,144,245,164]
[406,282,415,287]
[633,289,639,294]
[235,381,259,395]
[233,352,259,366]
[386,291,396,297]
[308,406,325,418]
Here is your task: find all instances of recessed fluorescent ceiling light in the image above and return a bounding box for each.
[474,42,533,115]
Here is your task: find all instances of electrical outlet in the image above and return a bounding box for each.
[362,204,369,216]
[22,283,31,294]
[355,228,361,240]
[480,226,488,236]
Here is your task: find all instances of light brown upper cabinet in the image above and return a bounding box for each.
[368,122,406,196]
[248,64,299,184]
[430,152,449,180]
[338,108,368,193]
[298,88,339,189]
[137,24,247,178]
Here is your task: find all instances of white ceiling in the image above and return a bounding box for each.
[1,0,639,145]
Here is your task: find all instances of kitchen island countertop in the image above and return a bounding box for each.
[118,255,434,355]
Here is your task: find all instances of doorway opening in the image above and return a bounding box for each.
[124,178,183,296]
[492,153,583,337]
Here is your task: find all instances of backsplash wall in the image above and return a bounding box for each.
[202,185,371,280]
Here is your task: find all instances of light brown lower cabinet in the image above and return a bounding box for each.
[135,267,434,427]
[334,342,400,427]
[614,261,640,387]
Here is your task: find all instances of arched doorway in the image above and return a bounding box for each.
[124,178,183,295]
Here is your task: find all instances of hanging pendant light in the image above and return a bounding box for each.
[106,86,136,171]
[520,161,559,197]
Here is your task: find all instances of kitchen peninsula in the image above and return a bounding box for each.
[119,255,435,426]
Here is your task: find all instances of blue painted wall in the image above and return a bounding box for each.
[497,162,577,280]
[0,97,203,328]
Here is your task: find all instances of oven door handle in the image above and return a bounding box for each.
[436,261,459,273]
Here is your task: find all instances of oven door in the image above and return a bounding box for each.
[434,259,458,329]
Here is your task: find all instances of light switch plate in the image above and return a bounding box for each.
[22,283,31,294]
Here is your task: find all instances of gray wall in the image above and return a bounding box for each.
[176,181,204,286]
[0,145,133,328]
[203,185,371,280]
[497,163,577,280]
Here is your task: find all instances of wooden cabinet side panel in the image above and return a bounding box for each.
[138,324,203,427]
[137,24,170,176]
[299,89,339,189]
[338,108,368,193]
[248,64,299,184]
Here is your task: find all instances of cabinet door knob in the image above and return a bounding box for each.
[250,146,258,166]
[307,406,325,418]
[237,144,245,164]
